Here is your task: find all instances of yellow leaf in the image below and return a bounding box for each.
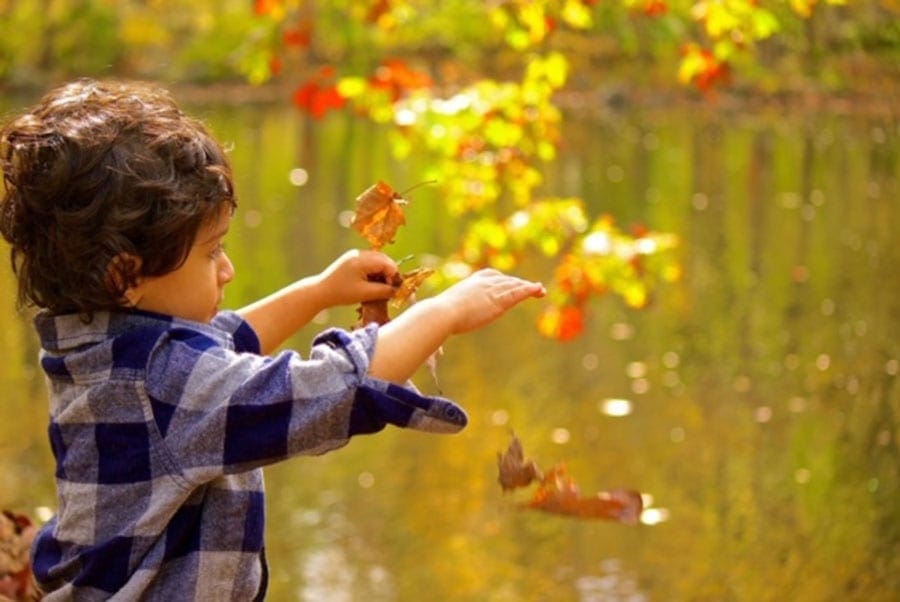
[562,0,594,28]
[791,0,817,17]
[336,77,367,98]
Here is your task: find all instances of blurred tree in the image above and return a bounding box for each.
[238,0,896,339]
[0,0,896,337]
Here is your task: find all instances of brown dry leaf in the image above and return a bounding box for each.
[356,275,391,328]
[356,268,435,328]
[390,267,435,308]
[0,510,40,601]
[497,433,543,491]
[526,465,643,524]
[350,180,407,250]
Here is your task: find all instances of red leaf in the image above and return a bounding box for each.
[282,24,311,48]
[291,82,315,109]
[369,59,433,101]
[557,305,585,341]
[269,55,283,77]
[292,80,346,120]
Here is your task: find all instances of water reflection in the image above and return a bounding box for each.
[1,101,897,600]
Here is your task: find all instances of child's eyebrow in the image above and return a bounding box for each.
[201,225,230,244]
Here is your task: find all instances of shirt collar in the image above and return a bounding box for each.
[35,308,231,353]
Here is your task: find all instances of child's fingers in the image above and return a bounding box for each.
[493,280,546,307]
[359,280,397,301]
[357,249,399,279]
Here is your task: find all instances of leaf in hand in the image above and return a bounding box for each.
[351,181,407,250]
[356,272,397,327]
[390,267,435,308]
[356,268,435,327]
[497,433,543,491]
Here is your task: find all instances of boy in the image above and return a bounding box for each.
[0,79,544,600]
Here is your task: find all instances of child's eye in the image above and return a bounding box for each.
[210,243,226,259]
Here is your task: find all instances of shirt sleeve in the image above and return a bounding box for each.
[143,323,466,484]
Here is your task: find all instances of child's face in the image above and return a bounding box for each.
[128,205,234,323]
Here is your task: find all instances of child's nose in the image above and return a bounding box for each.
[219,252,235,284]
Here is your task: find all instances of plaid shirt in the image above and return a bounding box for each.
[30,309,466,600]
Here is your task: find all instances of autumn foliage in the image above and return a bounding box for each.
[247,0,847,340]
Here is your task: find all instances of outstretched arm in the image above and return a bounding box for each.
[237,250,397,355]
[368,269,545,383]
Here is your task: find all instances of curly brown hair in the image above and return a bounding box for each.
[0,78,236,317]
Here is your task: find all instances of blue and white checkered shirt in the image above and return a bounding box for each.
[30,309,466,600]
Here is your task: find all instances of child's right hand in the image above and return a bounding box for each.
[435,268,546,335]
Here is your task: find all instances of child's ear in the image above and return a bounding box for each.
[107,253,143,307]
[122,282,144,308]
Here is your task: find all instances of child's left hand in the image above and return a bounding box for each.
[315,249,399,308]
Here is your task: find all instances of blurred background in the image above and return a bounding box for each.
[1,1,898,600]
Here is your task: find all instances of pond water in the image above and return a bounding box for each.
[1,97,897,601]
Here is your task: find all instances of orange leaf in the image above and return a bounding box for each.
[254,0,279,16]
[643,0,668,17]
[351,181,407,250]
[391,267,434,308]
[369,59,433,101]
[527,465,643,524]
[355,268,434,328]
[367,0,393,23]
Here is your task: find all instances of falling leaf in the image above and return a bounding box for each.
[351,181,407,250]
[497,433,543,491]
[527,465,643,523]
[497,434,643,524]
